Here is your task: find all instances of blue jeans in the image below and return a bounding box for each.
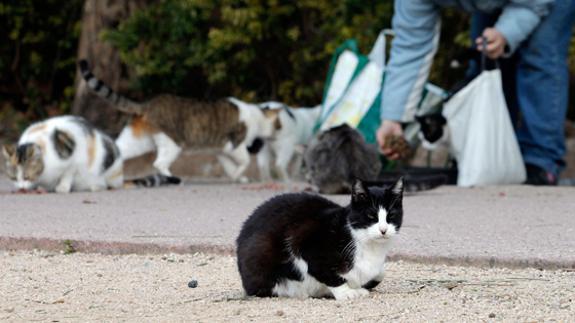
[469,0,575,176]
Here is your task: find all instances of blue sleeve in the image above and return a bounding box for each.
[381,0,440,122]
[495,0,554,54]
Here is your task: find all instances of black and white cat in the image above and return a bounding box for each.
[415,112,448,151]
[236,178,403,300]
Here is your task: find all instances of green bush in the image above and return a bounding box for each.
[0,0,83,139]
[0,0,573,135]
[103,0,394,105]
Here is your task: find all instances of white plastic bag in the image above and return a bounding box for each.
[443,69,526,186]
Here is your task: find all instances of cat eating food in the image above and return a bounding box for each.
[236,178,403,300]
[3,115,180,193]
[3,115,123,193]
[79,60,279,182]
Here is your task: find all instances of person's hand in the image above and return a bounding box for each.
[476,28,507,59]
[376,120,403,160]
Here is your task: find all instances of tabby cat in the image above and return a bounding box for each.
[303,124,447,193]
[236,178,404,299]
[303,124,381,194]
[79,60,279,182]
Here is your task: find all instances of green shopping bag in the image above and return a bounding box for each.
[317,36,386,144]
[317,30,447,145]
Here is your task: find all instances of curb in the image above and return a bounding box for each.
[2,236,574,271]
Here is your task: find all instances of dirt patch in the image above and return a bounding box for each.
[0,251,573,322]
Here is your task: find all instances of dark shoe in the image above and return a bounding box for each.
[524,164,557,186]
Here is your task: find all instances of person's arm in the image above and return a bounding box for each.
[377,0,440,156]
[494,0,554,55]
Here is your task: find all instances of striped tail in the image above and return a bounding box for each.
[78,60,143,114]
[124,174,182,188]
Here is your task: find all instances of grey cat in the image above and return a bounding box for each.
[304,124,381,194]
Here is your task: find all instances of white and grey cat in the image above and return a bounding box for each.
[80,60,279,182]
[236,178,404,300]
[3,115,123,193]
[255,102,321,181]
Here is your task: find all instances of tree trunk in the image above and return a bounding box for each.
[72,0,152,136]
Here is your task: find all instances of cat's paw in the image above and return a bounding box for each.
[55,186,70,193]
[55,184,72,193]
[237,176,249,184]
[330,285,369,300]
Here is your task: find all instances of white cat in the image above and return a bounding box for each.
[256,102,321,181]
[2,115,123,193]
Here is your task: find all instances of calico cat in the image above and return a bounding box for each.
[79,60,279,182]
[236,178,403,300]
[2,115,123,192]
[303,124,381,194]
[2,115,180,193]
[255,102,321,181]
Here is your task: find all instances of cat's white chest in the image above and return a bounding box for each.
[342,241,390,288]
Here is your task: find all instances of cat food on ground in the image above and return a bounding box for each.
[12,188,47,194]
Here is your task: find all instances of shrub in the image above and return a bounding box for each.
[103,0,394,105]
[0,0,83,129]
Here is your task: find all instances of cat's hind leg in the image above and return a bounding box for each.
[256,142,272,181]
[104,161,124,190]
[272,139,295,182]
[152,133,182,176]
[220,142,250,183]
[116,125,156,160]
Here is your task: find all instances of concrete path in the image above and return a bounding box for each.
[1,177,574,269]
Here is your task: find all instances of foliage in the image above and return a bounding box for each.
[103,0,394,105]
[0,0,573,137]
[0,0,83,139]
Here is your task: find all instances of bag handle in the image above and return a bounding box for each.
[368,29,395,70]
[480,36,499,71]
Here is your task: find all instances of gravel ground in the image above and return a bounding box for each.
[1,251,573,322]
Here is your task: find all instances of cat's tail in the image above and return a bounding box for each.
[124,174,182,188]
[78,60,143,114]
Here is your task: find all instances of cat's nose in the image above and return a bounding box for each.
[380,229,387,236]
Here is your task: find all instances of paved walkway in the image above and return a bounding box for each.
[1,177,574,269]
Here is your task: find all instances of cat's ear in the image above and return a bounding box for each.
[2,144,16,159]
[53,129,76,159]
[390,177,404,195]
[351,179,369,204]
[262,109,282,130]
